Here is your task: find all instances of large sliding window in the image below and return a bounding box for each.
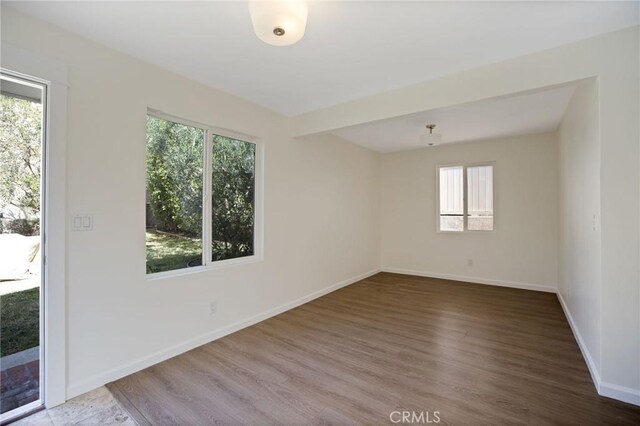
[438,163,494,232]
[145,113,260,276]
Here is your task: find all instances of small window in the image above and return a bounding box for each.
[467,165,494,231]
[439,166,464,232]
[146,113,260,276]
[438,163,494,232]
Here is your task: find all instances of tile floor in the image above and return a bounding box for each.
[11,387,136,426]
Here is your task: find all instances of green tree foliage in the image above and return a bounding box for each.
[0,94,42,216]
[146,116,203,236]
[145,116,255,268]
[211,136,255,261]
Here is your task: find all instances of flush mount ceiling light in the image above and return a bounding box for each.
[420,124,442,147]
[249,1,308,46]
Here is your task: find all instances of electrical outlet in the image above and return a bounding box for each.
[209,301,217,315]
[467,259,473,266]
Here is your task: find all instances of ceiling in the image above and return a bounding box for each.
[332,84,577,152]
[5,1,638,116]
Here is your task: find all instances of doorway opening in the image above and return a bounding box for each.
[0,73,46,421]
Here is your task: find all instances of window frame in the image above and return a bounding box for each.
[436,161,496,234]
[146,109,264,280]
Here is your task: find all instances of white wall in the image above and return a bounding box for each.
[1,8,381,398]
[596,31,640,403]
[381,133,559,292]
[557,80,602,382]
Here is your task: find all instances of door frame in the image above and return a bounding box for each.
[1,44,68,414]
[0,72,47,423]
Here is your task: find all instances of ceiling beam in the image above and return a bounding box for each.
[289,27,616,137]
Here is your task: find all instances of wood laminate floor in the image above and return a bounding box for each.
[108,273,640,425]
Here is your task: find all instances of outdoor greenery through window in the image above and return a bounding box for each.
[1,75,44,414]
[146,114,257,274]
[212,135,255,261]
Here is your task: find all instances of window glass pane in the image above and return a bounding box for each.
[0,77,44,414]
[439,166,463,231]
[467,165,493,231]
[146,116,204,274]
[211,135,255,262]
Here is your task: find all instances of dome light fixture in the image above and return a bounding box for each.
[249,1,309,46]
[421,124,442,147]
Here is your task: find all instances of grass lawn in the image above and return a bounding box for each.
[0,287,39,357]
[146,230,201,274]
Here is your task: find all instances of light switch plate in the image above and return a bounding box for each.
[71,214,93,231]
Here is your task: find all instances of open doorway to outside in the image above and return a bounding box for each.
[0,73,46,421]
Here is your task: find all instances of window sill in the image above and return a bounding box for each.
[146,255,263,281]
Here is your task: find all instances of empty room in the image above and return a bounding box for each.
[0,1,639,425]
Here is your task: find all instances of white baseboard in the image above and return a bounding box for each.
[556,292,601,390]
[599,381,640,406]
[557,291,640,407]
[66,268,381,399]
[380,267,557,293]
